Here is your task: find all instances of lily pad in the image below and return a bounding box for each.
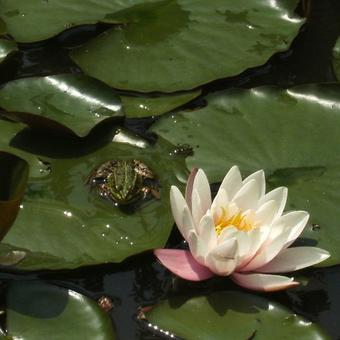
[0,120,187,270]
[71,0,303,92]
[0,152,28,241]
[0,0,153,43]
[0,119,48,178]
[152,84,340,267]
[121,90,201,118]
[333,36,340,81]
[145,291,330,339]
[0,39,17,64]
[0,74,123,137]
[6,281,116,340]
[0,18,5,35]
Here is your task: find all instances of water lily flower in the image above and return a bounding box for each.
[154,166,330,292]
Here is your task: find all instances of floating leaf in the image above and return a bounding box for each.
[0,39,17,64]
[0,0,153,42]
[333,36,340,81]
[0,121,187,270]
[0,17,5,35]
[71,0,303,92]
[121,90,201,118]
[7,281,116,340]
[0,152,28,241]
[145,291,330,339]
[0,74,123,137]
[152,84,340,266]
[0,119,49,178]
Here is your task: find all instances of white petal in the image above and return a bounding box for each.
[237,225,270,269]
[192,169,212,215]
[185,168,198,211]
[231,272,299,292]
[255,200,278,225]
[239,230,291,272]
[191,189,204,226]
[257,247,330,273]
[181,206,196,240]
[205,238,238,276]
[218,226,238,244]
[170,186,193,240]
[187,231,207,265]
[211,188,229,213]
[235,231,251,261]
[243,169,266,198]
[196,212,217,249]
[283,211,310,248]
[232,179,260,211]
[258,187,287,219]
[216,166,242,201]
[268,210,309,244]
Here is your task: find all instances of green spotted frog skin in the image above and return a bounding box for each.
[87,159,159,205]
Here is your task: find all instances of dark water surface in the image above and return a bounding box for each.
[1,0,340,339]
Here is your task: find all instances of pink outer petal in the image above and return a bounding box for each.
[154,249,214,281]
[231,272,299,292]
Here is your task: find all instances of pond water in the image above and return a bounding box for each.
[0,0,340,339]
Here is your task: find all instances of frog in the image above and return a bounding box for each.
[87,159,160,205]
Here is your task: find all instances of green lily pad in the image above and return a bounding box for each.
[0,18,5,35]
[0,152,28,241]
[145,291,330,339]
[71,0,303,92]
[0,119,49,178]
[0,39,17,64]
[0,74,123,137]
[0,119,187,270]
[0,0,154,43]
[152,84,340,267]
[333,36,340,81]
[121,90,201,118]
[7,281,116,340]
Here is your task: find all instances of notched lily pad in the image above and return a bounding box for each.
[0,0,155,42]
[0,121,187,270]
[6,281,116,340]
[0,74,123,137]
[71,0,303,92]
[0,151,28,241]
[152,84,340,266]
[121,90,201,118]
[145,291,330,339]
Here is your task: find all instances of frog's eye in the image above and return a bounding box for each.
[92,176,106,184]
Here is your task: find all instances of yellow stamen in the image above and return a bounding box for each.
[215,207,254,235]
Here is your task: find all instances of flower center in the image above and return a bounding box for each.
[214,207,255,235]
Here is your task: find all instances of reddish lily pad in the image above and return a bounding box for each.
[0,152,28,241]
